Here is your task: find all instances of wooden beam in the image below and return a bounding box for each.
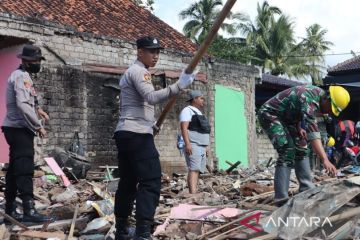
[19,230,66,240]
[0,211,28,230]
[154,0,237,132]
[66,204,79,240]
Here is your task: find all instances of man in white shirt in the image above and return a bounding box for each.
[179,90,210,193]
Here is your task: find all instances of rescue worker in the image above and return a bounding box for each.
[258,85,350,202]
[179,90,210,194]
[333,120,355,149]
[114,36,196,240]
[325,136,336,163]
[331,120,355,168]
[1,44,53,223]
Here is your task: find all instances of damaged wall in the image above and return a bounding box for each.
[256,134,278,164]
[34,67,119,164]
[0,13,259,172]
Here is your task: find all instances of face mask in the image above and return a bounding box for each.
[25,63,41,73]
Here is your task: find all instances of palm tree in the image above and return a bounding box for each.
[299,24,333,84]
[179,0,242,44]
[238,1,309,78]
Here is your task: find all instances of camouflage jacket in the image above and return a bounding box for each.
[259,85,325,141]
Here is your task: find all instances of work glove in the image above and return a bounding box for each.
[152,122,162,135]
[177,68,198,89]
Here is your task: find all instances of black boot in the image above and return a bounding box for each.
[115,218,133,240]
[134,220,153,240]
[4,202,23,224]
[22,200,54,223]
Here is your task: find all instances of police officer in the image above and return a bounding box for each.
[1,44,53,223]
[114,36,195,239]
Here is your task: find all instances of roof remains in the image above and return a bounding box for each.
[328,55,360,75]
[0,0,197,54]
[261,73,306,87]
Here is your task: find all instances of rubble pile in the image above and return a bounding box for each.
[0,157,359,240]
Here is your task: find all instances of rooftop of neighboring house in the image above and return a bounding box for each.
[327,55,360,76]
[260,73,307,87]
[0,0,197,54]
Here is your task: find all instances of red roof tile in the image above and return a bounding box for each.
[0,0,197,54]
[328,56,360,75]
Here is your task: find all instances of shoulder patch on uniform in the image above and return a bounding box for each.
[24,79,32,88]
[143,73,152,82]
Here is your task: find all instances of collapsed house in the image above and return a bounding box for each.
[0,0,260,173]
[0,1,359,239]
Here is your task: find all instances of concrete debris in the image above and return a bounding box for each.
[0,160,359,239]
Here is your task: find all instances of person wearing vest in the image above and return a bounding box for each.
[1,44,53,224]
[334,120,355,148]
[179,90,211,194]
[330,120,355,168]
[114,36,196,240]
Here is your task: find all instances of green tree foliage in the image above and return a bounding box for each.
[179,1,333,82]
[298,24,333,84]
[179,0,244,44]
[207,36,254,64]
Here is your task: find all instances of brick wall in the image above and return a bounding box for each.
[33,67,119,165]
[0,14,259,172]
[256,133,278,163]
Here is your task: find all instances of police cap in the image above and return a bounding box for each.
[136,36,164,49]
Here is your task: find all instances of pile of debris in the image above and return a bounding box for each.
[0,156,359,240]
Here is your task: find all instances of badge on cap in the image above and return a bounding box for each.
[153,39,158,44]
[144,73,152,82]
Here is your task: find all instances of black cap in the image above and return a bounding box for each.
[17,44,46,61]
[136,36,164,49]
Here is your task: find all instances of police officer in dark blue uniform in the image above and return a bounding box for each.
[2,44,53,224]
[114,36,195,239]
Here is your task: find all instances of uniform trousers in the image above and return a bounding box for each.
[114,131,161,222]
[1,127,35,203]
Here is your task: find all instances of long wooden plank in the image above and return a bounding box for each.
[66,204,79,240]
[19,230,66,240]
[154,0,237,132]
[0,211,28,230]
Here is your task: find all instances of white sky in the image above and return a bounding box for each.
[154,0,360,68]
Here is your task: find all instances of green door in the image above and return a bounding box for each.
[215,85,248,170]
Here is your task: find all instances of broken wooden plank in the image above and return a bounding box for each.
[12,217,88,231]
[327,219,356,239]
[328,206,360,223]
[197,210,258,240]
[225,161,241,174]
[239,202,278,212]
[0,224,10,240]
[66,204,79,240]
[99,166,118,169]
[190,204,237,211]
[34,192,51,205]
[18,230,66,240]
[0,211,28,230]
[44,157,71,187]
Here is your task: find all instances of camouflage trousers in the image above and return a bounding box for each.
[258,110,309,167]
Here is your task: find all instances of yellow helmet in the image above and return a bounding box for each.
[329,86,350,117]
[327,136,335,147]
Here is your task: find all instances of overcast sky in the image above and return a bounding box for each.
[154,0,360,69]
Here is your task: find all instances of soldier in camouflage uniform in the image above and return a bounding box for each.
[258,85,350,201]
